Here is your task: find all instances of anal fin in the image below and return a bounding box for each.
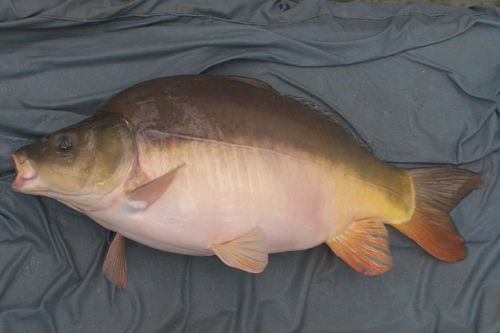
[212,226,268,273]
[326,219,392,275]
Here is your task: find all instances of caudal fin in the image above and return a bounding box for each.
[392,168,483,262]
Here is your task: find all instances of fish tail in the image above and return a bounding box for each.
[391,168,483,261]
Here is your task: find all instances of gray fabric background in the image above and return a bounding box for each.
[0,1,499,332]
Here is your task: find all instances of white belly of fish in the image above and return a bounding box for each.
[88,141,333,257]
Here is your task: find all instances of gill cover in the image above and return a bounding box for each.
[19,114,136,195]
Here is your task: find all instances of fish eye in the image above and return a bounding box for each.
[57,135,73,152]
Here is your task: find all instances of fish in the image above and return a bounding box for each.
[10,75,483,289]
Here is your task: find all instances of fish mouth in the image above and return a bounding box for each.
[11,153,39,192]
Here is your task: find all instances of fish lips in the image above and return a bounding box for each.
[11,153,39,192]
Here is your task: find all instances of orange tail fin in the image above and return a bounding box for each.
[392,168,483,262]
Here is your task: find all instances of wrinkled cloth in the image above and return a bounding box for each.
[0,1,499,332]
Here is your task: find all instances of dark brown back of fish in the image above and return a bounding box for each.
[102,75,408,197]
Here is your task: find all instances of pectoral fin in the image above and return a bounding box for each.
[212,227,268,273]
[103,233,128,289]
[126,163,185,211]
[326,219,392,275]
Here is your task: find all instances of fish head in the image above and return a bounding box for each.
[11,114,136,204]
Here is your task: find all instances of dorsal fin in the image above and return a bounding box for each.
[285,95,371,151]
[224,76,276,91]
